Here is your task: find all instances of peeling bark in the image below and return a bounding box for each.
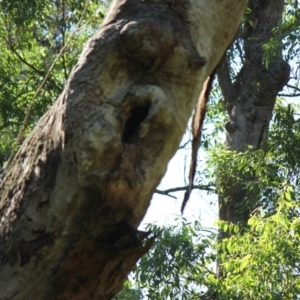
[218,0,290,224]
[0,0,246,298]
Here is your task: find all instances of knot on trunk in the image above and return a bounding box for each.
[266,58,291,91]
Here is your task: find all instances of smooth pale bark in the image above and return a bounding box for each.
[0,0,246,298]
[218,0,290,224]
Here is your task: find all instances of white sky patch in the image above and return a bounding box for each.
[140,133,218,230]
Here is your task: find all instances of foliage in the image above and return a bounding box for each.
[113,280,143,300]
[115,219,215,300]
[117,183,300,299]
[216,185,300,299]
[0,0,109,165]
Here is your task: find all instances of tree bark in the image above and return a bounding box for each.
[218,0,290,224]
[0,0,246,298]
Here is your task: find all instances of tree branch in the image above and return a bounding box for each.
[156,185,215,199]
[278,93,300,97]
[179,139,191,150]
[217,56,234,103]
[5,28,62,93]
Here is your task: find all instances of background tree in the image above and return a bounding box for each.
[217,0,291,225]
[214,0,300,286]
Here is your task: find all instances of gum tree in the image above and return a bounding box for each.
[217,0,291,224]
[0,0,246,298]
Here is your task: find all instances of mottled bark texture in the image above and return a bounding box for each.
[218,0,290,224]
[0,0,246,299]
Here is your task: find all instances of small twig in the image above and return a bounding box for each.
[178,139,191,150]
[155,184,215,199]
[6,43,62,92]
[278,93,300,97]
[61,0,68,80]
[155,192,177,199]
[286,84,300,93]
[278,84,300,97]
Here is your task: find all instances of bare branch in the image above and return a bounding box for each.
[179,139,191,150]
[286,84,300,92]
[156,184,215,199]
[217,56,234,103]
[4,23,62,92]
[278,93,300,97]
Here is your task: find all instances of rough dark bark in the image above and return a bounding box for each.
[218,0,290,224]
[0,0,246,298]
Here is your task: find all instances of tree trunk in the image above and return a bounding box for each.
[218,0,290,224]
[0,0,246,298]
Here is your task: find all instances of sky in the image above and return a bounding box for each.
[140,136,218,230]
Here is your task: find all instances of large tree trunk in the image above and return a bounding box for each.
[218,0,290,224]
[0,0,246,298]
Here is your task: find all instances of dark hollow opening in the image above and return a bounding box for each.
[123,105,150,143]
